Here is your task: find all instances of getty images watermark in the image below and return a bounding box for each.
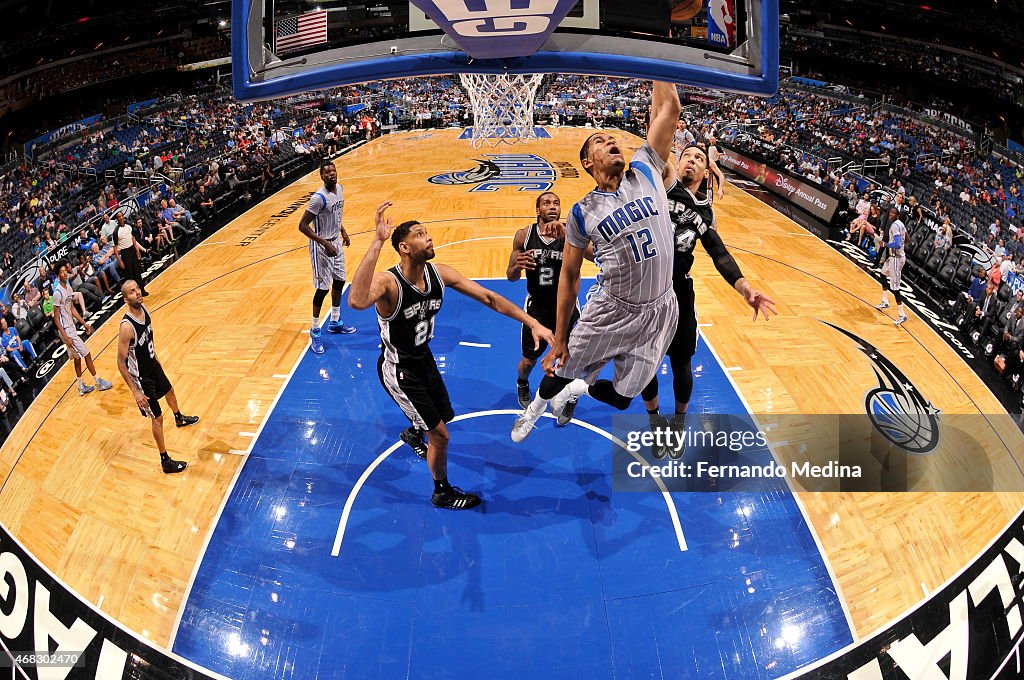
[622,423,861,487]
[610,414,1001,493]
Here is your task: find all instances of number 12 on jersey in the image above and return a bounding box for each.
[626,228,658,263]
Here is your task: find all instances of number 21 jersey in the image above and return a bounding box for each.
[378,263,445,363]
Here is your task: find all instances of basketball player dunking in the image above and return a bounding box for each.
[116,279,199,474]
[512,81,683,442]
[640,145,775,458]
[506,191,589,419]
[298,160,356,354]
[349,202,554,509]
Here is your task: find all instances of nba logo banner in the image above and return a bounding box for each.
[706,0,735,48]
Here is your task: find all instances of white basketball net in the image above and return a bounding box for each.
[459,73,545,149]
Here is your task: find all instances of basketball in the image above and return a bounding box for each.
[671,0,703,21]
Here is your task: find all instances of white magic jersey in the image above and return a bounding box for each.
[566,144,674,305]
[53,282,77,333]
[306,186,343,241]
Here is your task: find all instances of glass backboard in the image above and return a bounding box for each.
[232,0,777,101]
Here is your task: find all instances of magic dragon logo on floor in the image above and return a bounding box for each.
[824,322,941,454]
[428,154,556,192]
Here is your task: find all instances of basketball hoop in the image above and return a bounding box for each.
[459,73,545,149]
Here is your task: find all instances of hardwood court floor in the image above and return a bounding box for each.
[0,127,1021,651]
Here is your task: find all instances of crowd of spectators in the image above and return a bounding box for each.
[782,30,1022,99]
[2,35,228,125]
[0,89,395,430]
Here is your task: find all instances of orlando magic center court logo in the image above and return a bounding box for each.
[428,154,556,192]
[823,321,941,454]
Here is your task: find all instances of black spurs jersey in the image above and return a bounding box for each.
[379,263,445,363]
[523,223,565,303]
[122,307,158,381]
[666,181,743,289]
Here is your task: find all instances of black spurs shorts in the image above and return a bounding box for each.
[137,363,173,418]
[377,353,454,431]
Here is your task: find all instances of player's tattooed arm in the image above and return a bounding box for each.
[506,228,534,281]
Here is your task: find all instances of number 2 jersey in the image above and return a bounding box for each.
[523,223,565,307]
[378,263,445,363]
[565,143,674,305]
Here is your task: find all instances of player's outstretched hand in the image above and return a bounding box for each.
[539,221,566,239]
[375,201,394,242]
[744,287,777,322]
[530,323,555,352]
[542,340,568,376]
[515,250,537,271]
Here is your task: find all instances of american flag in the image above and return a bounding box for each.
[275,10,328,55]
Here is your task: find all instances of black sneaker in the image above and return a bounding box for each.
[667,413,687,460]
[648,413,671,460]
[431,486,481,510]
[161,457,188,474]
[517,382,531,410]
[400,427,428,459]
[175,414,200,428]
[556,396,577,426]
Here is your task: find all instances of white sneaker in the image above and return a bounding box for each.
[511,402,546,443]
[551,379,587,424]
[875,302,890,310]
[894,314,909,326]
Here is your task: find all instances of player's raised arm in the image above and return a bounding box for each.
[647,81,681,162]
[435,263,554,349]
[348,201,397,311]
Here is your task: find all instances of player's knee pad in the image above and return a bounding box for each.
[538,375,572,400]
[640,376,659,402]
[331,279,345,292]
[893,289,904,305]
[312,288,330,306]
[589,380,632,410]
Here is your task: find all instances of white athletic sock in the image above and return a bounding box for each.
[527,394,549,414]
[880,291,890,305]
[898,304,906,316]
[330,306,341,321]
[311,317,320,330]
[76,377,84,388]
